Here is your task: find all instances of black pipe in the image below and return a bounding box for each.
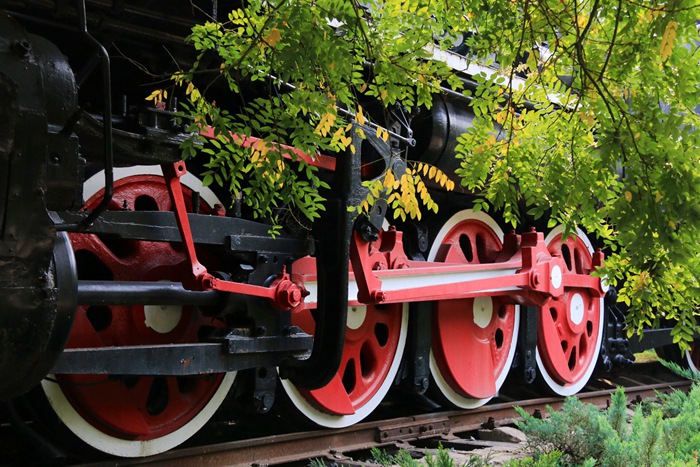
[78,281,221,306]
[281,130,369,390]
[76,0,113,229]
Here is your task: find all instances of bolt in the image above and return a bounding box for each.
[482,417,496,430]
[415,377,429,393]
[531,271,540,287]
[278,282,303,308]
[372,290,387,302]
[11,40,31,57]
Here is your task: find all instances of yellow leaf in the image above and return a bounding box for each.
[356,106,366,126]
[314,112,336,137]
[624,191,632,202]
[145,89,163,103]
[384,170,395,189]
[660,20,678,63]
[381,128,389,142]
[428,166,437,179]
[669,220,676,229]
[350,144,356,154]
[264,27,282,47]
[376,126,383,138]
[357,128,365,139]
[577,14,588,29]
[190,88,201,102]
[655,191,663,202]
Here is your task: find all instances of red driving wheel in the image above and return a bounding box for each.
[428,210,519,408]
[41,167,235,457]
[281,231,408,428]
[536,226,604,396]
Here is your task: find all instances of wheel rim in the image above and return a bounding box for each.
[428,210,520,408]
[42,166,235,457]
[686,344,700,374]
[536,226,604,396]
[281,232,408,428]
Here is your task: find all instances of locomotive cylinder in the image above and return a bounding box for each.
[409,95,476,185]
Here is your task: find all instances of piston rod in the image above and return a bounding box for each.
[77,281,221,306]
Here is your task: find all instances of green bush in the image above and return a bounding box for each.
[515,386,700,466]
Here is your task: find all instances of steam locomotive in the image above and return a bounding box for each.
[0,0,684,459]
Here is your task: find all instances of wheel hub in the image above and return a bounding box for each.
[473,297,494,329]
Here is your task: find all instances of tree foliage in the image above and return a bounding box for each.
[173,0,700,343]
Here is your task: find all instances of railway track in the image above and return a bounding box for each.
[43,362,686,467]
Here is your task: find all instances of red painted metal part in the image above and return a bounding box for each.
[161,158,605,314]
[160,162,304,310]
[198,128,337,172]
[289,227,605,312]
[432,298,516,399]
[291,301,404,415]
[537,232,603,385]
[289,232,404,416]
[348,227,605,307]
[430,216,518,400]
[64,174,227,440]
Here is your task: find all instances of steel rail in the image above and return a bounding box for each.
[80,377,691,467]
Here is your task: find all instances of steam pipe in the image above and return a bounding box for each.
[76,0,113,229]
